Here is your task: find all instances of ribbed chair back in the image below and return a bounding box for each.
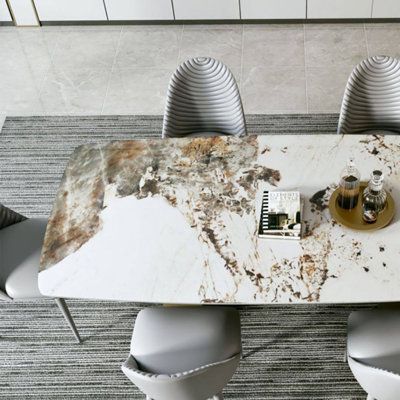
[338,55,400,135]
[162,57,246,138]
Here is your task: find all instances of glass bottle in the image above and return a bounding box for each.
[337,158,361,210]
[362,170,387,223]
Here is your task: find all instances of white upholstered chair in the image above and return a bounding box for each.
[0,204,81,343]
[121,306,241,400]
[162,57,246,138]
[347,308,400,400]
[338,55,400,135]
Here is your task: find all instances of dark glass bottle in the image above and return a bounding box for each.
[338,158,361,210]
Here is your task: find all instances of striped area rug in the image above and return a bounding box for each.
[0,114,368,399]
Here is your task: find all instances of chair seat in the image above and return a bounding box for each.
[348,309,400,374]
[0,218,47,299]
[130,307,241,375]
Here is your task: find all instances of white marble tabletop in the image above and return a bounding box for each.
[38,134,400,304]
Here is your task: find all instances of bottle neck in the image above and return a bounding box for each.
[369,179,383,193]
[369,170,384,193]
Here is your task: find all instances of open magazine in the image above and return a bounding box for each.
[258,191,302,240]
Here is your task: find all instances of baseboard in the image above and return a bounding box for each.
[39,18,400,26]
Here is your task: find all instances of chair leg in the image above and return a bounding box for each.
[55,298,82,343]
[343,348,348,363]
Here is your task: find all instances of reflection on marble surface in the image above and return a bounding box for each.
[39,134,400,304]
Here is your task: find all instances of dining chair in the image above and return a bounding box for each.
[162,57,247,138]
[338,55,400,135]
[0,203,81,343]
[121,306,241,400]
[347,307,400,400]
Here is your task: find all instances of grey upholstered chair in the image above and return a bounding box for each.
[338,55,400,135]
[121,306,241,400]
[162,57,247,138]
[347,308,400,400]
[0,204,81,343]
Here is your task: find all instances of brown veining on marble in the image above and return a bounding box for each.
[267,258,303,302]
[298,185,337,300]
[299,230,332,301]
[262,184,339,303]
[40,136,281,297]
[309,187,332,212]
[41,146,105,270]
[360,135,400,175]
[180,136,229,161]
[40,134,400,303]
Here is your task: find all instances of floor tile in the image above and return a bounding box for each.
[305,26,368,69]
[365,25,400,58]
[364,22,400,29]
[305,23,365,30]
[0,34,43,114]
[243,25,305,69]
[102,67,172,114]
[0,30,28,70]
[179,25,242,80]
[306,66,352,113]
[121,24,182,32]
[115,26,182,69]
[39,67,110,114]
[0,23,395,117]
[241,66,307,113]
[16,28,53,82]
[48,29,121,70]
[182,24,241,30]
[0,76,43,114]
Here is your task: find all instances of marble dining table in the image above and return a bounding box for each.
[38,133,400,304]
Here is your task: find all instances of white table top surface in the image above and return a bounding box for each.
[39,133,400,304]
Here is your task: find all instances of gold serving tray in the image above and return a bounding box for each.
[329,182,395,231]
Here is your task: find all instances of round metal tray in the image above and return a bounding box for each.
[328,182,395,231]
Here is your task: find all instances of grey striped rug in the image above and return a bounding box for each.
[0,114,368,400]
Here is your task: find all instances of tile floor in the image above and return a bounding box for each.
[0,22,399,127]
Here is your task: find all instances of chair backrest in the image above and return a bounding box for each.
[162,57,247,138]
[338,55,400,135]
[0,204,26,300]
